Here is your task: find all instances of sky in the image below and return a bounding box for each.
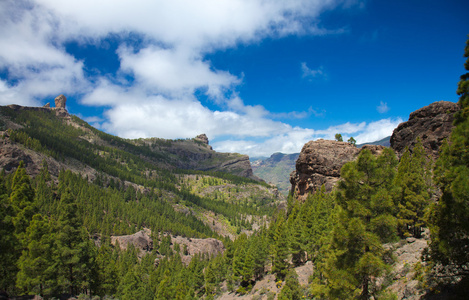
[0,0,468,157]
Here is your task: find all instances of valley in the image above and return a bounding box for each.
[0,91,467,299]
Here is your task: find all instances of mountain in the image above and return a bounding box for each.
[0,103,281,239]
[251,152,299,195]
[356,135,391,147]
[1,99,465,299]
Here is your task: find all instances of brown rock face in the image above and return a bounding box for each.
[290,139,361,201]
[54,94,67,109]
[390,101,459,159]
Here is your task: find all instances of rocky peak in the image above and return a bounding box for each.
[54,94,67,109]
[195,133,209,145]
[390,101,459,159]
[194,133,212,150]
[290,139,361,201]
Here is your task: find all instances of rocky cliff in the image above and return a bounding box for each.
[135,134,258,180]
[289,140,384,201]
[390,101,459,159]
[290,101,458,201]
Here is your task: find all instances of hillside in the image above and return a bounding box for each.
[1,99,467,300]
[251,152,299,195]
[0,104,281,238]
[356,135,391,147]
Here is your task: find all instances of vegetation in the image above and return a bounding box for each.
[426,37,469,280]
[0,37,468,300]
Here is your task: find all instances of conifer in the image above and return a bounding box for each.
[428,37,469,276]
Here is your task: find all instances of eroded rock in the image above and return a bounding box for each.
[171,235,225,265]
[111,229,153,252]
[390,101,459,159]
[54,94,67,109]
[290,139,361,201]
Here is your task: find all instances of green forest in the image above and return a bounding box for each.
[0,39,468,299]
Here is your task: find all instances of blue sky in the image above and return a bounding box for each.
[1,0,468,157]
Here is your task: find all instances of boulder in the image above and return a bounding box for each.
[54,94,67,109]
[390,101,459,159]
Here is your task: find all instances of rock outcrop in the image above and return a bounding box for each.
[290,139,361,201]
[54,94,67,109]
[138,135,259,180]
[110,230,225,265]
[390,101,459,159]
[111,229,153,252]
[195,133,211,147]
[171,236,225,265]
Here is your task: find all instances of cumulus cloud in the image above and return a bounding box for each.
[214,117,403,157]
[1,0,381,157]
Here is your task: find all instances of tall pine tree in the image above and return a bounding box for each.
[314,148,398,299]
[428,37,469,277]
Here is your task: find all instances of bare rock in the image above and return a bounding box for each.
[195,133,210,145]
[290,139,361,201]
[171,236,225,265]
[390,101,459,159]
[111,229,153,252]
[54,94,67,109]
[43,102,50,108]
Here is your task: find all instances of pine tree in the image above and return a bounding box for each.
[315,148,398,299]
[95,238,118,296]
[10,161,36,238]
[0,173,18,293]
[54,188,94,295]
[428,37,469,277]
[395,139,431,237]
[271,214,290,280]
[16,214,56,297]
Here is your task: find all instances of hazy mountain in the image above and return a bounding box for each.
[251,152,299,195]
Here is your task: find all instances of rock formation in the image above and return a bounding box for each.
[290,139,361,201]
[54,94,67,109]
[171,236,225,265]
[195,133,210,146]
[43,102,50,108]
[110,230,225,265]
[111,229,153,252]
[390,101,459,159]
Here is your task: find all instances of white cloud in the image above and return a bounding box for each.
[0,0,378,157]
[117,46,240,99]
[213,118,403,157]
[377,101,389,113]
